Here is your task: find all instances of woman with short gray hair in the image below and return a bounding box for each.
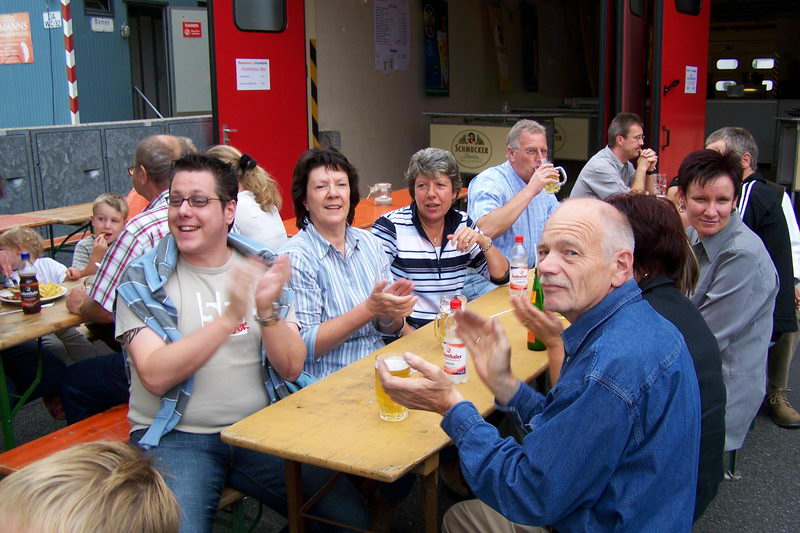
[374,148,509,329]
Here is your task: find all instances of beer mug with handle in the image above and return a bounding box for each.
[541,158,568,194]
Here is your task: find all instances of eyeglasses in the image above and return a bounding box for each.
[517,147,548,157]
[629,134,645,142]
[167,196,223,208]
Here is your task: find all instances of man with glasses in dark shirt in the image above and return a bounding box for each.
[571,112,658,200]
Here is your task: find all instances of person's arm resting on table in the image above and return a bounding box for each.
[630,148,658,193]
[66,289,114,323]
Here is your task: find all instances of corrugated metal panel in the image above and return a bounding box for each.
[0,133,38,213]
[103,123,165,193]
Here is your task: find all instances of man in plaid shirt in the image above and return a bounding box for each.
[61,134,184,423]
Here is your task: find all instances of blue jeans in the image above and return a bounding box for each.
[131,429,369,533]
[462,271,500,301]
[60,352,129,424]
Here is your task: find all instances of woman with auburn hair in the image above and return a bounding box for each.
[676,149,777,454]
[606,192,726,521]
[205,144,288,250]
[281,147,417,378]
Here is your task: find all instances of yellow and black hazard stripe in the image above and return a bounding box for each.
[310,38,319,147]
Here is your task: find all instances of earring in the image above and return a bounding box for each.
[678,204,686,213]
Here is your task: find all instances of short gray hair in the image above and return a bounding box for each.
[705,127,758,171]
[133,134,184,187]
[507,119,547,150]
[600,202,635,264]
[405,148,461,196]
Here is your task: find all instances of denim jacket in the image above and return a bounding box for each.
[441,280,700,532]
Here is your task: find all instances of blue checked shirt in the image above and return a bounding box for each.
[280,223,394,378]
[467,160,559,267]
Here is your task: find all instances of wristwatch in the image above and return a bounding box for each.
[646,169,658,175]
[253,302,281,327]
[480,237,493,252]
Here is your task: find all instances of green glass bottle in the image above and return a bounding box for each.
[527,268,546,351]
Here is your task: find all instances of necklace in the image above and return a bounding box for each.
[420,220,443,246]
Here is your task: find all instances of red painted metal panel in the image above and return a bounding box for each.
[210,0,308,218]
[620,1,647,118]
[654,1,710,179]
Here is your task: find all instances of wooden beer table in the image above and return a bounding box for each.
[0,203,94,257]
[0,203,93,233]
[0,278,86,449]
[282,188,468,237]
[221,286,549,532]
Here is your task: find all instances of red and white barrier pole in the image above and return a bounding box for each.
[61,0,79,124]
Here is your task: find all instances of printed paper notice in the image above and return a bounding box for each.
[685,65,698,94]
[374,0,410,73]
[0,13,34,65]
[236,58,270,91]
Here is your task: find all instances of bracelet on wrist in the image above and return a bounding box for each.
[253,302,281,327]
[377,317,396,328]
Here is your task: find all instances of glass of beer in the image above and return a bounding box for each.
[375,354,410,421]
[434,294,467,343]
[541,158,568,194]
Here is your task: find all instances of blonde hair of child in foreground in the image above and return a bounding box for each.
[0,441,180,533]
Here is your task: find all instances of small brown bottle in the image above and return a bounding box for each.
[19,252,41,314]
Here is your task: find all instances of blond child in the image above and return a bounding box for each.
[0,227,100,365]
[0,441,180,533]
[0,227,67,285]
[66,193,128,280]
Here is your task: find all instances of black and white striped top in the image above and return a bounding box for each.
[372,203,491,328]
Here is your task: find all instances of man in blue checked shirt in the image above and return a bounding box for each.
[380,199,701,532]
[464,120,561,299]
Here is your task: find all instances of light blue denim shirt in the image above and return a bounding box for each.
[467,160,558,267]
[441,280,700,531]
[280,223,393,378]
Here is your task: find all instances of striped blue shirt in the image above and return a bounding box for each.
[280,223,393,378]
[373,204,505,328]
[468,160,559,267]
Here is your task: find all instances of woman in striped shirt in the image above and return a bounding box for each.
[281,147,417,378]
[373,148,509,329]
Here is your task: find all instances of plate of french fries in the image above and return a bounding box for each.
[0,282,67,305]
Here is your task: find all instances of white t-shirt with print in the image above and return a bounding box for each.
[115,250,295,434]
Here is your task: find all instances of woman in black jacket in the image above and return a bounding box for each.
[606,192,726,521]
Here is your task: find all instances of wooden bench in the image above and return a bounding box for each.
[42,232,88,251]
[41,232,87,251]
[0,404,129,475]
[0,405,252,528]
